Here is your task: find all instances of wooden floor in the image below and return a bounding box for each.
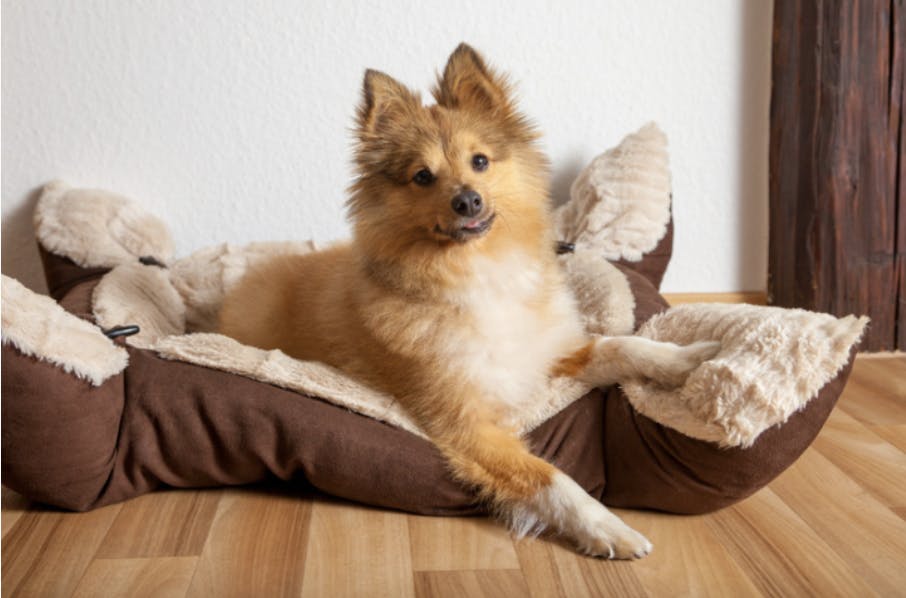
[2,354,904,597]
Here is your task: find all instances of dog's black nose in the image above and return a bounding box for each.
[451,190,483,217]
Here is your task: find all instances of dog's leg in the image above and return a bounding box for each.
[425,404,652,559]
[554,337,721,388]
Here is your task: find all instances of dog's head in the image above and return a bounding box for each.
[348,44,549,255]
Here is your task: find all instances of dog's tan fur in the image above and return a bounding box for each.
[219,44,718,558]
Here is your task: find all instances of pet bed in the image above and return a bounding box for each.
[1,124,866,516]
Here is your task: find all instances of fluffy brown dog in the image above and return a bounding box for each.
[219,44,719,558]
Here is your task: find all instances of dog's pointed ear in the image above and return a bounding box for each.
[433,43,514,115]
[357,69,420,136]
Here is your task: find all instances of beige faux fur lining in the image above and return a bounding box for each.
[559,250,635,336]
[155,332,426,434]
[154,332,590,439]
[92,263,187,349]
[1,275,128,386]
[34,181,174,269]
[623,303,869,448]
[554,123,671,262]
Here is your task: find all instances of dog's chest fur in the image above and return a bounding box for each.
[365,251,585,413]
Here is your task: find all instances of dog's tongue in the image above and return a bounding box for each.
[464,219,482,230]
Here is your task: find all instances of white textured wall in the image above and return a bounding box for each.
[2,0,772,294]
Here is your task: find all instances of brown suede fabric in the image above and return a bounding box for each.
[1,346,124,511]
[614,216,673,289]
[601,352,855,513]
[100,350,609,515]
[38,245,110,302]
[612,262,671,329]
[1,332,606,515]
[0,247,855,517]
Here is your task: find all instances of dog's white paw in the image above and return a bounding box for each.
[575,516,653,559]
[533,471,653,559]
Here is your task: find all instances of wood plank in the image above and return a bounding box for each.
[96,490,221,558]
[186,487,311,598]
[407,514,520,571]
[769,449,906,596]
[855,351,906,359]
[71,557,197,598]
[512,538,568,598]
[628,510,762,598]
[837,357,906,426]
[664,292,766,306]
[705,488,874,597]
[546,516,648,598]
[867,425,906,453]
[301,498,415,598]
[1,486,31,539]
[1,504,122,597]
[413,570,528,598]
[812,408,906,508]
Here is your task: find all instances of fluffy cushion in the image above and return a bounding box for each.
[1,275,128,386]
[554,123,672,269]
[34,181,173,269]
[625,303,867,448]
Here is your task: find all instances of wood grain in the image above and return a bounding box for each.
[408,514,520,571]
[1,486,31,539]
[95,490,220,558]
[836,357,906,426]
[1,505,121,597]
[512,539,568,598]
[413,570,528,598]
[812,408,906,508]
[547,530,647,597]
[301,498,415,598]
[769,0,905,351]
[71,557,197,598]
[769,449,906,596]
[867,424,906,453]
[663,292,766,306]
[628,510,761,598]
[705,489,875,597]
[186,487,311,598]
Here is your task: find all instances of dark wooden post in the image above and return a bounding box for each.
[769,0,905,351]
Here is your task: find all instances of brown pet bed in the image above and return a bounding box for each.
[1,125,866,517]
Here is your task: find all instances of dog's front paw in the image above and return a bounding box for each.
[576,517,653,560]
[653,340,721,387]
[539,471,653,559]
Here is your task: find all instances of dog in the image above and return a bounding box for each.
[218,43,719,558]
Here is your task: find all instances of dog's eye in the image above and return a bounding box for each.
[412,168,434,186]
[472,154,489,172]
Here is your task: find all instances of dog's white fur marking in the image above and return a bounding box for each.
[510,471,653,558]
[436,251,587,413]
